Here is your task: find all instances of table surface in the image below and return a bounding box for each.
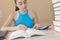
[5,25,60,40]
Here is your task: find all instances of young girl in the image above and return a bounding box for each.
[1,0,40,31]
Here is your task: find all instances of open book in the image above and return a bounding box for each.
[10,28,45,40]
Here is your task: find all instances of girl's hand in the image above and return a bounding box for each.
[17,24,27,30]
[33,23,40,29]
[0,27,8,32]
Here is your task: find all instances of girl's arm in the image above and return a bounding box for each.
[1,24,27,32]
[1,12,27,32]
[1,13,17,31]
[31,10,40,29]
[2,13,13,27]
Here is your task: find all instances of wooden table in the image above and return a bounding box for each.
[5,25,60,40]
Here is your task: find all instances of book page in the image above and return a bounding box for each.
[26,28,45,37]
[10,30,28,40]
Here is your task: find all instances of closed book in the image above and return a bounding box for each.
[53,21,60,26]
[55,16,60,20]
[52,0,60,3]
[54,11,60,16]
[53,3,60,7]
[54,25,60,32]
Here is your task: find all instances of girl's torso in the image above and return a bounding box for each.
[14,9,35,28]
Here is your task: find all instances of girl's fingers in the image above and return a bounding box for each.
[33,25,37,29]
[17,25,27,30]
[33,23,40,29]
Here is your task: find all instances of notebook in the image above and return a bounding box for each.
[10,28,45,40]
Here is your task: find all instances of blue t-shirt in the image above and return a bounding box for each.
[14,9,35,28]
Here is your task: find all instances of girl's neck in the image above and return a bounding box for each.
[19,9,27,14]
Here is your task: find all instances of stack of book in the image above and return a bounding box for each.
[52,0,60,32]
